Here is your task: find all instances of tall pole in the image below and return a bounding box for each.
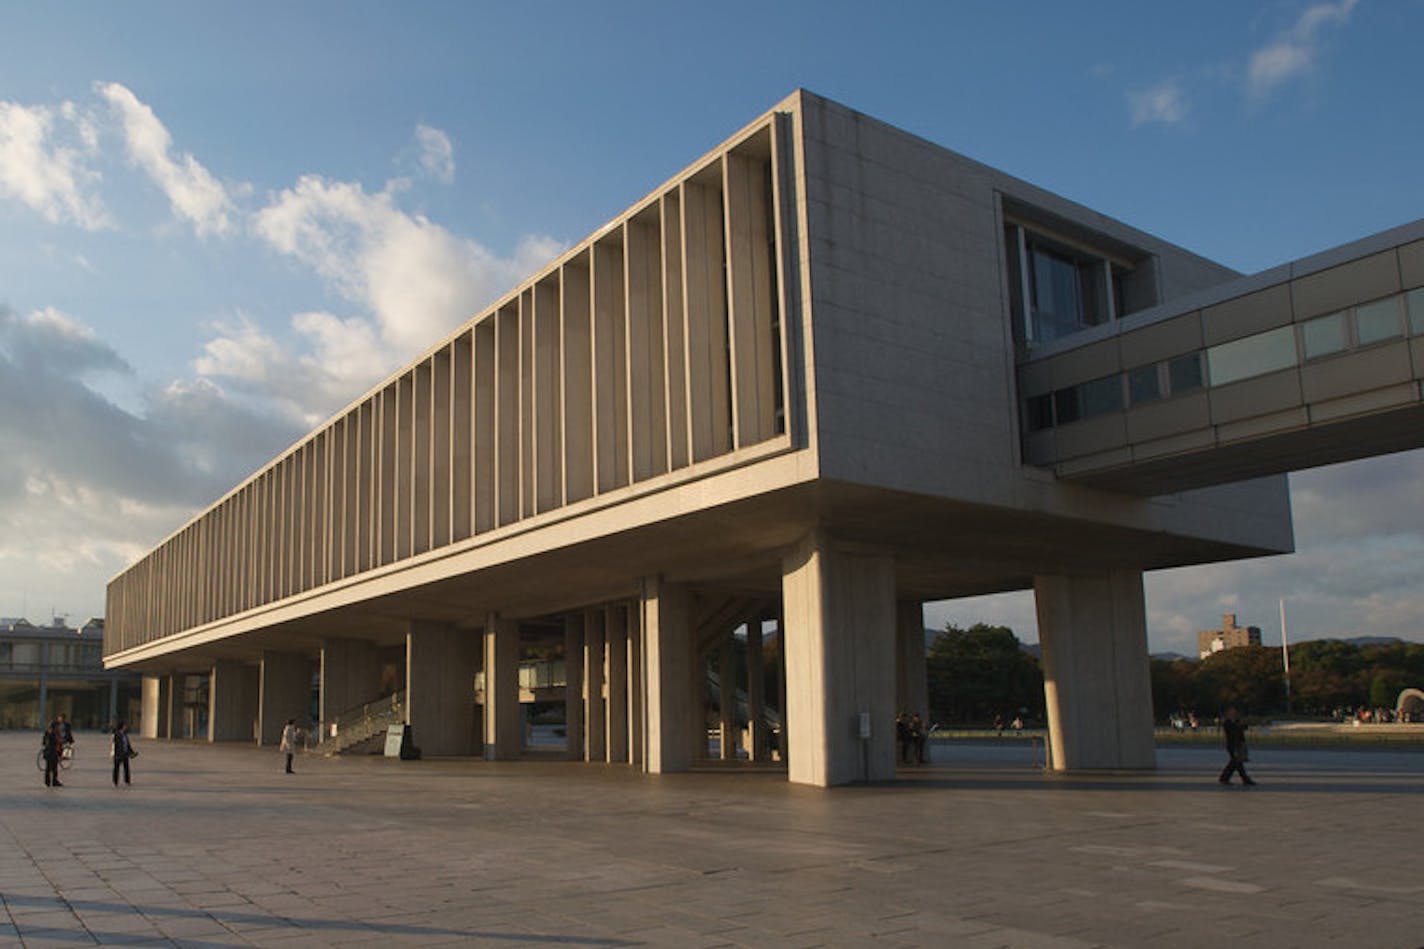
[1279,598,1292,715]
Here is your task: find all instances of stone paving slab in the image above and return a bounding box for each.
[0,734,1420,947]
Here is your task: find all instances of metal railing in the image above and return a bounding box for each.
[315,691,405,755]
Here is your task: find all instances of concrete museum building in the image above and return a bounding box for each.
[105,91,1424,786]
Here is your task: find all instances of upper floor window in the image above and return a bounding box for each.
[1005,218,1154,348]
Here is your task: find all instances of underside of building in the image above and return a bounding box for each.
[105,90,1424,786]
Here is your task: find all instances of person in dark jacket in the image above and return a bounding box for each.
[41,721,65,787]
[112,720,134,786]
[1218,706,1255,785]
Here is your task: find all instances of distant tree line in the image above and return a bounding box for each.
[927,624,1424,726]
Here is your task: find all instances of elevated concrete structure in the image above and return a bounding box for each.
[104,90,1417,785]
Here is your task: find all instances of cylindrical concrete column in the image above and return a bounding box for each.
[408,622,478,757]
[718,641,736,760]
[747,622,766,761]
[140,676,161,738]
[482,615,521,760]
[896,600,929,722]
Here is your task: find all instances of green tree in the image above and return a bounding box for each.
[1196,645,1286,714]
[926,624,1043,725]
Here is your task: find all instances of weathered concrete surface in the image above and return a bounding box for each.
[1,733,1420,947]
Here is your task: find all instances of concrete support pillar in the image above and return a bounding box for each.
[319,638,383,736]
[628,604,643,768]
[164,673,181,738]
[896,600,929,721]
[209,660,258,742]
[563,614,585,761]
[109,678,119,724]
[718,640,736,760]
[1034,569,1156,771]
[140,676,161,739]
[747,622,766,761]
[37,672,48,729]
[781,531,897,787]
[406,622,478,757]
[641,576,693,774]
[605,605,629,763]
[259,651,312,746]
[482,615,521,760]
[583,609,606,762]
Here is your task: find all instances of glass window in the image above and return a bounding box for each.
[1301,312,1347,359]
[1053,387,1081,425]
[1207,326,1297,386]
[1168,353,1204,394]
[1079,375,1124,419]
[1355,297,1402,346]
[1026,239,1108,343]
[1128,365,1162,406]
[1408,288,1424,335]
[1025,394,1054,432]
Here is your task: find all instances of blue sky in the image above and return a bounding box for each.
[2,1,1421,655]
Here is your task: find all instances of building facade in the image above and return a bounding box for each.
[1,617,140,729]
[104,91,1424,785]
[1197,614,1264,659]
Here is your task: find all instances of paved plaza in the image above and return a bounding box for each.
[0,733,1420,948]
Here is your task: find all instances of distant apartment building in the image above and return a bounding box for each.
[1197,614,1262,659]
[0,617,140,729]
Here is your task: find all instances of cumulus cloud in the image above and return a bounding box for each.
[415,124,455,184]
[253,174,562,358]
[0,302,302,621]
[0,99,109,228]
[1247,0,1359,99]
[1128,81,1190,126]
[97,81,236,237]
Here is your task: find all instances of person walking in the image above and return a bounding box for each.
[111,720,134,786]
[280,719,299,774]
[41,720,65,788]
[1218,706,1255,786]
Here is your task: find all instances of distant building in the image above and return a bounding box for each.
[0,617,140,729]
[1197,614,1262,660]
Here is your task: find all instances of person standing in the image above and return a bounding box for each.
[280,719,298,774]
[112,720,133,786]
[1218,706,1255,786]
[41,720,65,788]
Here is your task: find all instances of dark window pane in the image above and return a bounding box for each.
[1128,365,1161,405]
[1168,353,1204,394]
[1053,387,1082,425]
[1025,394,1054,432]
[1079,375,1123,419]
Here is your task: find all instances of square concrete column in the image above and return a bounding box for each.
[140,675,162,738]
[407,622,478,756]
[320,638,383,735]
[209,660,259,742]
[781,530,897,787]
[896,600,929,721]
[583,608,606,762]
[605,605,629,763]
[747,622,766,761]
[718,640,736,760]
[259,651,313,746]
[482,615,521,760]
[563,614,585,760]
[641,576,693,773]
[1034,569,1156,771]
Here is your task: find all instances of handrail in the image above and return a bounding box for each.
[315,690,405,753]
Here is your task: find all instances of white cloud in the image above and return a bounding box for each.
[97,81,235,237]
[1247,0,1359,99]
[415,124,455,184]
[1128,81,1189,126]
[254,174,563,358]
[0,99,109,229]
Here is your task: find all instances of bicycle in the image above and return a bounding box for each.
[35,743,74,772]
